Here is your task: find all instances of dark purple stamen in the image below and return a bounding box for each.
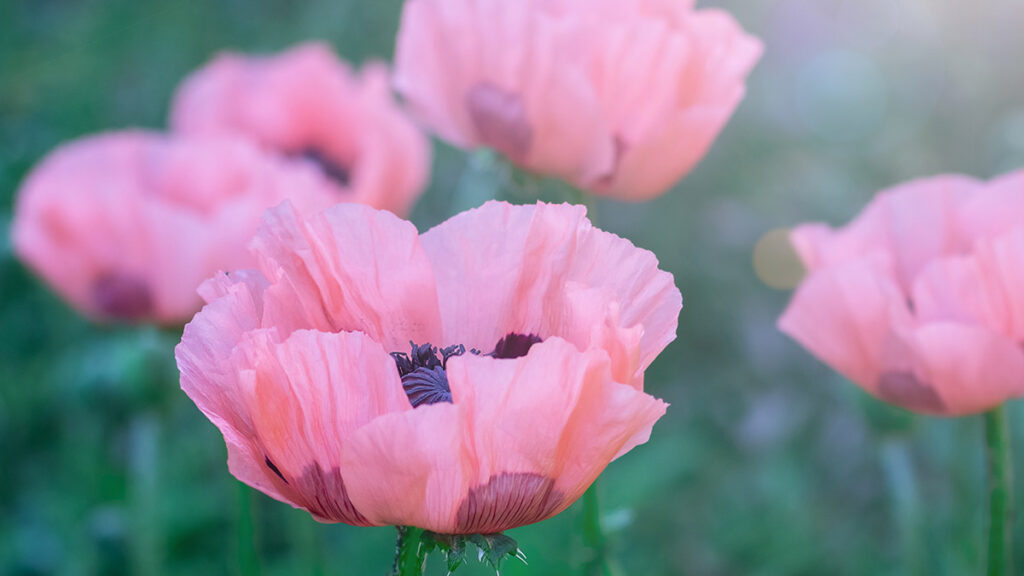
[391,334,544,408]
[297,147,350,188]
[391,342,466,408]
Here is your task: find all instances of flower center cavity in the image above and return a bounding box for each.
[391,333,544,408]
[297,147,351,188]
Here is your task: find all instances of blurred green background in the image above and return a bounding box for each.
[3,0,1024,574]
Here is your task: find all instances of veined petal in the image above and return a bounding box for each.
[420,201,680,387]
[252,202,443,350]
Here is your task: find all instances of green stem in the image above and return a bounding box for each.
[291,510,324,576]
[235,482,261,576]
[390,526,426,576]
[129,413,163,576]
[880,438,922,576]
[985,406,1013,576]
[581,482,611,576]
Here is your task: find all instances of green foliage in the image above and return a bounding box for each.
[2,1,1024,575]
[419,531,526,574]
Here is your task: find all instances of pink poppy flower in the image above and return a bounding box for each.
[394,0,762,201]
[779,171,1024,415]
[170,42,430,216]
[176,201,680,532]
[11,131,337,325]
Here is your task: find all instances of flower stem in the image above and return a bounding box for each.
[129,413,163,576]
[390,526,426,576]
[581,482,611,576]
[880,437,922,575]
[235,482,261,576]
[985,406,1013,576]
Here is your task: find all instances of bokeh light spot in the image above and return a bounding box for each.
[753,228,806,290]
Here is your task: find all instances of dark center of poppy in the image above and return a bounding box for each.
[391,333,543,408]
[92,272,153,319]
[296,147,351,188]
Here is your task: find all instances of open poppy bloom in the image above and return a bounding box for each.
[394,0,761,200]
[170,42,430,216]
[779,171,1024,416]
[176,201,680,533]
[11,131,337,325]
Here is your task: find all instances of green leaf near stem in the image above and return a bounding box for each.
[395,528,526,575]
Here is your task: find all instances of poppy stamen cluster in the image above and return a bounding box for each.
[392,333,544,408]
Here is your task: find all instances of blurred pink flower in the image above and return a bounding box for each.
[170,42,430,216]
[12,131,337,325]
[394,0,761,201]
[176,201,680,532]
[779,171,1024,415]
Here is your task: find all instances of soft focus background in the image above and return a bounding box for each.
[3,1,1024,574]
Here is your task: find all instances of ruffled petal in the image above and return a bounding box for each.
[445,338,666,530]
[420,201,680,387]
[177,271,269,442]
[251,202,443,350]
[235,329,410,524]
[913,229,1024,341]
[790,175,979,288]
[591,9,763,199]
[395,0,615,183]
[340,403,471,531]
[778,256,912,389]
[958,170,1024,243]
[342,338,666,533]
[884,324,1024,415]
[171,42,430,216]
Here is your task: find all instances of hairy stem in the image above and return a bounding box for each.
[581,482,611,576]
[390,526,426,576]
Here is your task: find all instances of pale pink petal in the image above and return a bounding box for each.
[12,131,335,325]
[343,338,666,533]
[420,201,680,386]
[778,256,912,388]
[445,338,666,529]
[789,175,979,288]
[913,229,1024,341]
[394,0,759,199]
[235,329,409,523]
[172,42,430,216]
[884,324,1024,416]
[340,403,471,531]
[177,271,268,441]
[959,169,1024,242]
[591,9,763,199]
[251,202,443,350]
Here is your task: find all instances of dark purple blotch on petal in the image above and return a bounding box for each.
[466,82,533,160]
[92,272,154,319]
[455,472,563,535]
[491,333,543,359]
[877,371,945,413]
[288,463,371,526]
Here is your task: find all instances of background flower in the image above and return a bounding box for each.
[177,201,678,533]
[171,42,430,216]
[12,131,336,324]
[394,0,762,200]
[779,172,1024,415]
